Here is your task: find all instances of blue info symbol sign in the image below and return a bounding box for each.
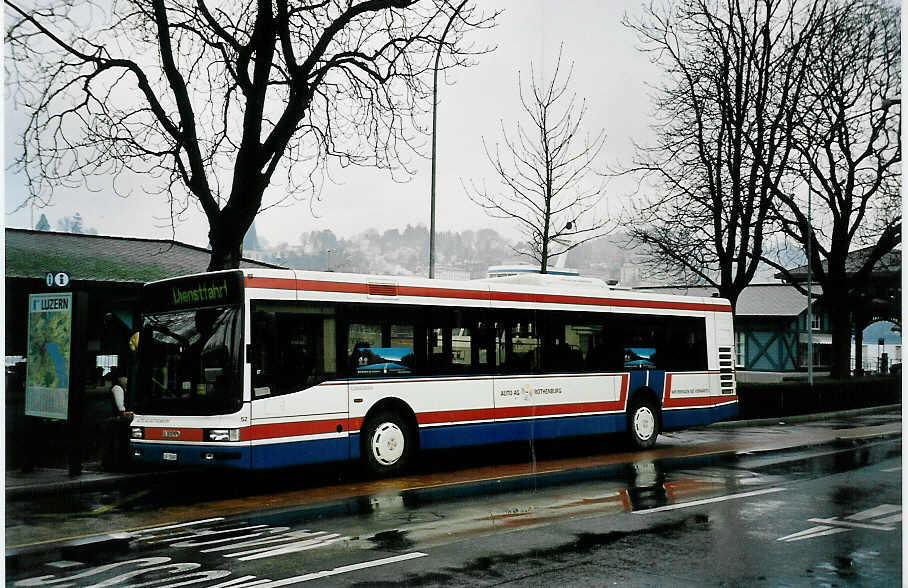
[45,272,71,288]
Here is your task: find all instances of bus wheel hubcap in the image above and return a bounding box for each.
[634,407,655,440]
[372,422,405,466]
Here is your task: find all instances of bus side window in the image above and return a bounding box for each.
[251,310,277,397]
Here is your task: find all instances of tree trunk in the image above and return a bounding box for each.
[826,296,853,379]
[207,219,245,271]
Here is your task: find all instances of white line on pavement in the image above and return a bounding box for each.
[132,518,226,534]
[633,487,786,514]
[251,552,429,586]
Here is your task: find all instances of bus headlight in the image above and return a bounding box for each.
[207,429,240,442]
[131,427,144,439]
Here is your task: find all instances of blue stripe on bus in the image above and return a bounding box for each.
[661,402,739,429]
[418,413,628,450]
[130,442,252,468]
[251,439,349,469]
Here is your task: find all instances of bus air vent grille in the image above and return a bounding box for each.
[368,283,398,297]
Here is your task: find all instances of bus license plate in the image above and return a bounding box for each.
[163,452,177,461]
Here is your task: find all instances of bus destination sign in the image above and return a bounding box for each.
[143,271,244,313]
[172,279,229,306]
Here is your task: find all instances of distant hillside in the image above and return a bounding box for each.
[247,225,642,282]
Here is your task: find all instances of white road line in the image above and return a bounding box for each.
[881,466,901,472]
[633,487,786,514]
[250,552,429,586]
[846,504,901,521]
[132,518,226,534]
[807,518,897,531]
[46,561,83,569]
[778,526,851,542]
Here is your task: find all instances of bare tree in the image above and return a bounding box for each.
[620,0,826,311]
[5,0,496,270]
[764,0,900,378]
[463,47,608,273]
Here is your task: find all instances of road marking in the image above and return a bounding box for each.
[881,466,901,472]
[845,504,900,521]
[777,525,851,542]
[779,504,901,542]
[131,518,226,534]
[242,552,429,586]
[46,562,82,569]
[633,487,786,514]
[807,518,896,532]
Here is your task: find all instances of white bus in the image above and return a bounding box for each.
[130,269,737,475]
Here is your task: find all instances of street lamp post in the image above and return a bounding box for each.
[806,175,813,387]
[429,0,468,279]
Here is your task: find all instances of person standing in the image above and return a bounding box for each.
[110,371,127,416]
[103,370,132,471]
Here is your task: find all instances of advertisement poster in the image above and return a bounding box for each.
[25,293,73,419]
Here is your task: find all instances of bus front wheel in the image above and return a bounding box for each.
[627,398,659,450]
[363,411,413,476]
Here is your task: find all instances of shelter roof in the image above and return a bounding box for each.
[5,228,281,284]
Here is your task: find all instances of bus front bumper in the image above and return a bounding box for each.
[130,441,251,468]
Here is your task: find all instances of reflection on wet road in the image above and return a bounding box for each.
[5,412,901,586]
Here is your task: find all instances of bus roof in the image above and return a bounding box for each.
[147,268,733,314]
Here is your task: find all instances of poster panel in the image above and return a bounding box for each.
[26,293,73,419]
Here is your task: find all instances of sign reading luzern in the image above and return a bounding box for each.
[26,293,73,420]
[142,271,245,314]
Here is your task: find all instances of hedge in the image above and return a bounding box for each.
[736,376,901,420]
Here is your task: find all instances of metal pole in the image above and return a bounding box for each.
[806,175,813,386]
[429,0,467,279]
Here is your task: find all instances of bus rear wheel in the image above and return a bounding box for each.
[363,411,413,476]
[627,398,659,450]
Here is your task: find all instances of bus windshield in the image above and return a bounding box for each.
[136,305,243,416]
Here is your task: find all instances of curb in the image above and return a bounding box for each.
[709,404,901,429]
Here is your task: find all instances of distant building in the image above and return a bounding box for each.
[639,281,901,380]
[638,284,833,381]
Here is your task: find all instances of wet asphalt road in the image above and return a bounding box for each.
[5,413,902,586]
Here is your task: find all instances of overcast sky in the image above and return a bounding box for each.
[4,1,659,249]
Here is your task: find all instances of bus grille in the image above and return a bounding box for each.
[718,346,736,394]
[368,283,398,297]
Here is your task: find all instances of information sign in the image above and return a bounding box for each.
[25,293,73,419]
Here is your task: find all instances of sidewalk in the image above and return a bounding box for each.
[5,463,180,501]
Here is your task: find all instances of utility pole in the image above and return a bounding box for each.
[429,0,468,279]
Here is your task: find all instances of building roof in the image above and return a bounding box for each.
[779,246,901,281]
[6,228,282,284]
[638,283,816,317]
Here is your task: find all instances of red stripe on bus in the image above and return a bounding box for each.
[244,276,732,312]
[249,420,344,440]
[494,401,626,420]
[397,285,489,301]
[417,407,496,425]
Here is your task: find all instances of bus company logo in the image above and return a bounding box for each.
[162,429,181,438]
[498,385,564,401]
[172,279,229,306]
